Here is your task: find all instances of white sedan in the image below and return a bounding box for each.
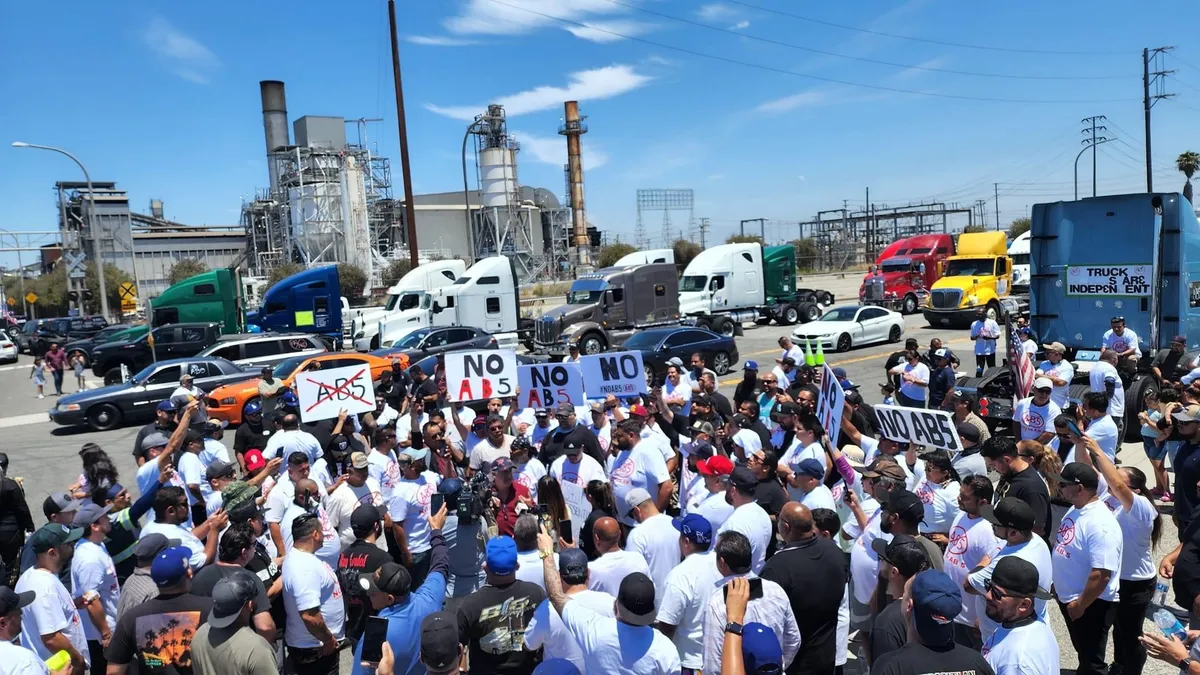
[0,330,17,363]
[791,304,905,353]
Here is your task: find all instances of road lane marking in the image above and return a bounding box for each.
[0,413,51,429]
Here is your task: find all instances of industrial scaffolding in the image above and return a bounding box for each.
[794,202,976,270]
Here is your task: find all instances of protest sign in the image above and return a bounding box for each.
[817,363,845,448]
[559,480,588,542]
[296,364,377,423]
[872,404,962,453]
[1066,265,1152,297]
[517,362,585,409]
[580,351,646,398]
[444,349,518,403]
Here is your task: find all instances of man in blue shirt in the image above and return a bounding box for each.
[929,349,957,410]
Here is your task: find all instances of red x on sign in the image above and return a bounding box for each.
[303,367,372,413]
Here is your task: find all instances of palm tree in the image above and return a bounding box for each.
[1177,151,1200,204]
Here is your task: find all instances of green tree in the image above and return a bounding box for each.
[792,238,822,272]
[1008,217,1031,240]
[337,263,369,297]
[725,234,764,244]
[265,262,304,291]
[672,239,702,274]
[1178,151,1200,204]
[86,263,133,316]
[596,243,637,268]
[382,259,414,285]
[167,258,209,286]
[962,224,987,234]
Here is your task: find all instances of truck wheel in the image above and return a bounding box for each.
[87,404,122,432]
[888,325,902,343]
[837,333,853,352]
[579,334,606,355]
[779,306,799,325]
[800,302,821,323]
[711,351,732,375]
[1125,376,1159,441]
[712,316,737,338]
[902,294,918,315]
[819,291,835,307]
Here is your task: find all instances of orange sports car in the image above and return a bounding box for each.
[206,352,398,426]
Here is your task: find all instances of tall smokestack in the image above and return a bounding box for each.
[260,80,290,198]
[559,100,591,269]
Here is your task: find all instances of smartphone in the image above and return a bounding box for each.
[1065,419,1084,437]
[430,493,445,515]
[559,519,574,544]
[361,616,389,664]
[722,578,764,601]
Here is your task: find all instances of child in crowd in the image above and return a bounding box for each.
[29,356,45,399]
[72,351,86,391]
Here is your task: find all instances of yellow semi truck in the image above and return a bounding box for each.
[921,231,1015,328]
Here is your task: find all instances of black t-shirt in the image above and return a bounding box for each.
[457,580,546,675]
[105,592,213,674]
[190,564,271,618]
[134,421,176,462]
[710,391,734,420]
[1175,442,1200,530]
[302,419,336,450]
[997,465,1051,538]
[233,421,270,456]
[871,641,996,675]
[413,376,438,402]
[539,423,605,467]
[244,542,285,630]
[871,601,908,663]
[760,537,846,674]
[1154,349,1188,380]
[751,419,773,452]
[885,350,908,389]
[754,477,787,517]
[337,539,393,640]
[929,366,956,407]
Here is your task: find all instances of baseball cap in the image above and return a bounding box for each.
[420,612,460,671]
[558,547,589,579]
[555,401,575,416]
[349,451,369,470]
[399,447,429,463]
[672,513,714,548]
[279,391,299,407]
[858,460,907,482]
[744,360,758,371]
[692,393,712,408]
[990,556,1053,600]
[729,466,758,493]
[1174,335,1189,345]
[1046,462,1099,490]
[438,478,464,496]
[133,533,180,564]
[933,348,950,359]
[1032,377,1053,391]
[881,489,925,524]
[616,572,657,626]
[957,422,981,446]
[742,623,784,675]
[485,536,518,575]
[205,460,236,482]
[832,366,849,379]
[156,400,177,412]
[208,575,259,629]
[1174,404,1200,423]
[568,343,580,351]
[204,419,229,431]
[790,457,825,480]
[141,432,170,452]
[534,659,582,675]
[563,439,582,455]
[910,570,965,645]
[0,586,34,615]
[71,503,112,528]
[184,428,205,445]
[589,401,605,414]
[180,373,193,382]
[150,546,192,586]
[1043,341,1067,353]
[491,457,514,473]
[688,440,715,460]
[840,380,860,392]
[221,481,261,514]
[979,497,1036,531]
[360,562,412,596]
[351,503,382,534]
[243,449,267,473]
[872,534,932,577]
[697,455,735,476]
[623,487,653,512]
[732,413,754,429]
[776,402,801,416]
[29,523,82,553]
[535,408,550,418]
[628,404,649,418]
[691,420,715,436]
[43,491,82,517]
[665,356,684,368]
[244,400,262,416]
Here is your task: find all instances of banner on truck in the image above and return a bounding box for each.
[1065,265,1152,297]
[872,404,961,454]
[517,362,585,409]
[296,364,377,423]
[445,349,518,402]
[579,351,646,398]
[817,363,845,449]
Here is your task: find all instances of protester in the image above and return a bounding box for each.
[656,513,720,673]
[586,516,650,597]
[70,504,119,673]
[1012,378,1061,451]
[115,533,174,618]
[0,452,33,585]
[190,523,277,642]
[1090,351,1127,441]
[869,535,932,664]
[912,450,962,536]
[969,498,1053,642]
[888,350,929,408]
[1036,341,1075,409]
[949,390,992,444]
[981,557,1059,675]
[940,475,1000,649]
[969,309,1000,377]
[139,486,224,570]
[716,467,774,574]
[981,437,1051,539]
[281,513,346,674]
[624,488,680,604]
[456,535,546,674]
[16,524,87,673]
[191,575,279,675]
[607,419,671,526]
[578,480,617,561]
[524,548,616,674]
[325,452,385,549]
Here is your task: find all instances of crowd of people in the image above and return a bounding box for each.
[0,329,1196,675]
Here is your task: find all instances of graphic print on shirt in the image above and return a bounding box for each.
[478,595,535,655]
[610,457,635,487]
[947,524,969,556]
[1021,409,1046,433]
[916,482,936,505]
[1056,517,1077,555]
[133,611,203,669]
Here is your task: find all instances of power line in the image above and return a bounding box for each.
[597,0,1127,81]
[482,0,1140,104]
[722,0,1129,56]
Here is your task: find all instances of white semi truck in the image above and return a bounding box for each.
[347,260,467,351]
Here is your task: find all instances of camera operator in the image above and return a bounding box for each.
[490,458,531,538]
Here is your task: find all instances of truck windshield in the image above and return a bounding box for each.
[943,258,995,277]
[567,279,608,304]
[679,276,708,292]
[1011,253,1030,265]
[394,293,422,311]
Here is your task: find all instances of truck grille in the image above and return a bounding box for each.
[535,317,561,345]
[930,289,962,309]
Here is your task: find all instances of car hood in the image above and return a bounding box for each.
[794,320,858,335]
[207,377,260,401]
[56,382,133,406]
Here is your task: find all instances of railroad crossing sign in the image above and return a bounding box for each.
[63,251,87,279]
[25,292,37,305]
[119,282,138,312]
[6,298,13,307]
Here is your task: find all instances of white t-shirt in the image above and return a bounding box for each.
[375,404,400,428]
[689,490,735,532]
[847,508,888,604]
[0,640,50,675]
[1021,339,1038,357]
[388,471,441,555]
[70,539,119,640]
[263,429,323,468]
[1012,397,1062,451]
[717,502,773,574]
[528,421,559,449]
[140,520,207,570]
[199,438,231,468]
[1088,361,1126,417]
[282,548,345,648]
[135,458,189,527]
[657,549,723,669]
[893,361,930,402]
[679,461,705,517]
[1085,415,1121,461]
[550,454,609,489]
[982,616,1061,675]
[514,458,548,498]
[606,445,670,526]
[524,591,616,674]
[325,478,385,548]
[772,366,794,387]
[941,512,1002,626]
[781,441,827,501]
[1036,359,1075,409]
[782,344,806,364]
[913,476,962,535]
[561,597,682,675]
[587,550,651,598]
[969,537,1053,641]
[800,484,837,513]
[625,513,682,604]
[1103,328,1142,359]
[639,425,675,464]
[177,452,206,508]
[971,319,1001,355]
[1101,493,1158,581]
[702,576,800,673]
[732,429,763,458]
[516,550,555,590]
[279,502,341,566]
[1052,499,1123,602]
[589,422,612,454]
[367,448,402,502]
[15,567,88,666]
[664,378,693,416]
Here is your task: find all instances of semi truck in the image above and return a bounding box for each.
[1009,230,1031,293]
[348,260,466,350]
[921,231,1023,328]
[151,269,245,334]
[613,248,675,267]
[678,242,834,336]
[859,233,955,314]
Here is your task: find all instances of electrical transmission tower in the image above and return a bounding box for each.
[1144,47,1175,192]
[698,217,710,247]
[635,189,694,248]
[1081,115,1109,198]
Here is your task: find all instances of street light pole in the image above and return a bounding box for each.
[12,142,111,319]
[1074,138,1111,201]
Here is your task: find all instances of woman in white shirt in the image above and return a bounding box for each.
[888,349,930,408]
[911,449,962,537]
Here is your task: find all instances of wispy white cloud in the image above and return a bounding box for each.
[891,56,948,81]
[143,16,218,84]
[564,20,652,43]
[517,130,608,170]
[697,3,735,21]
[755,90,828,114]
[445,0,653,43]
[425,65,653,121]
[406,35,478,47]
[731,20,751,30]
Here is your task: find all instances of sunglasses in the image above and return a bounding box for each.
[984,580,1022,600]
[1035,388,1052,394]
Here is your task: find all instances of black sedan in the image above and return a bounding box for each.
[621,326,739,387]
[372,326,496,362]
[49,357,251,431]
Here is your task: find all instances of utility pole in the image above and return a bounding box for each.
[388,0,419,267]
[1081,116,1108,197]
[1144,46,1176,192]
[698,217,710,248]
[993,182,1000,231]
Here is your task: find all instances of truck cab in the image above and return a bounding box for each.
[151,269,244,335]
[679,243,766,316]
[922,231,1013,327]
[613,248,675,267]
[253,265,342,346]
[352,260,465,350]
[1009,230,1031,292]
[860,233,954,314]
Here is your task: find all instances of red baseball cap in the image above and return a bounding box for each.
[244,449,267,473]
[628,404,649,418]
[697,455,735,476]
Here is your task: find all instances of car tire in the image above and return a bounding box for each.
[903,294,918,315]
[820,291,835,307]
[888,325,903,343]
[780,305,799,325]
[644,362,657,388]
[836,333,853,352]
[87,404,122,432]
[800,302,821,323]
[579,334,606,355]
[711,351,732,375]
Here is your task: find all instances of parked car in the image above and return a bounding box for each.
[372,326,496,362]
[197,333,327,370]
[90,322,224,384]
[791,304,905,353]
[48,357,251,431]
[64,324,147,368]
[0,330,17,363]
[16,316,109,355]
[620,326,739,387]
[205,352,396,426]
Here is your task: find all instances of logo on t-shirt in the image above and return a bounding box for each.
[610,457,635,486]
[1021,410,1045,432]
[133,610,204,669]
[1057,517,1076,547]
[947,525,969,555]
[1112,338,1129,352]
[916,483,935,505]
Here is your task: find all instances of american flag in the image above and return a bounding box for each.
[1007,316,1035,400]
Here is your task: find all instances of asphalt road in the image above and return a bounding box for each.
[0,308,1180,675]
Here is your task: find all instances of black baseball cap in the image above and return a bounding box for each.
[729,466,758,494]
[979,497,1036,531]
[1046,462,1099,490]
[421,612,460,671]
[350,503,382,535]
[880,489,925,524]
[0,586,35,615]
[872,534,932,578]
[776,402,801,416]
[205,460,236,481]
[360,562,412,597]
[208,575,259,628]
[616,572,657,626]
[133,533,181,564]
[990,556,1053,600]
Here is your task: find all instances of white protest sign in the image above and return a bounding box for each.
[872,404,962,454]
[559,480,588,542]
[1066,265,1152,297]
[517,362,585,410]
[444,349,518,403]
[580,351,646,398]
[295,364,377,423]
[817,363,845,449]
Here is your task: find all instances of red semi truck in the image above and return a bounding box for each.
[859,233,955,314]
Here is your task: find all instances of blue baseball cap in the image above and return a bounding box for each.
[839,379,860,392]
[672,513,713,549]
[156,400,176,412]
[150,546,193,586]
[832,367,849,379]
[244,400,262,416]
[533,658,581,675]
[742,622,783,675]
[485,536,518,575]
[790,457,826,480]
[744,360,758,371]
[279,391,299,407]
[910,570,963,645]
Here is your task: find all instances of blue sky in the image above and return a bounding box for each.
[4,0,1200,264]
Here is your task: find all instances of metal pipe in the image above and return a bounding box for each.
[462,123,477,260]
[259,81,289,198]
[388,0,420,268]
[560,101,591,267]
